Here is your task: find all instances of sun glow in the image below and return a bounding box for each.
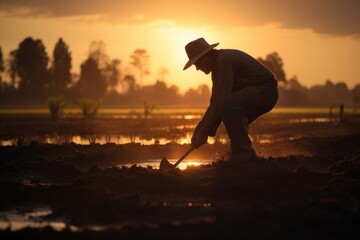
[178,160,205,170]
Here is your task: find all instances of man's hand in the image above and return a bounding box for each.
[191,132,208,149]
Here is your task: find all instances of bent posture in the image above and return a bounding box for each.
[183,38,278,160]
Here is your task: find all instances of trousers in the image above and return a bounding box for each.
[218,81,278,156]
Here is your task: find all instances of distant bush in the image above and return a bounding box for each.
[47,97,66,120]
[80,99,100,119]
[143,100,156,120]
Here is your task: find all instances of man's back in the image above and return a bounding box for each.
[213,49,275,92]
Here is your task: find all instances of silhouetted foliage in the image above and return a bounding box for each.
[90,41,121,87]
[8,50,18,89]
[143,100,156,119]
[0,46,3,71]
[50,38,72,95]
[105,59,121,92]
[0,37,358,108]
[0,47,3,68]
[184,84,211,106]
[276,78,356,107]
[47,96,66,120]
[80,98,100,119]
[258,52,286,82]
[0,46,3,91]
[16,37,49,101]
[88,41,109,70]
[123,74,137,93]
[77,57,107,100]
[308,80,352,106]
[353,84,360,106]
[130,49,150,84]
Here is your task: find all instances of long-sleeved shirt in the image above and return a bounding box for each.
[194,49,276,136]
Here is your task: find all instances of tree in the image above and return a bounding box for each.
[105,59,121,92]
[258,52,286,82]
[7,50,18,89]
[88,41,121,93]
[50,38,72,95]
[130,49,150,84]
[88,41,109,70]
[123,74,137,93]
[77,57,107,100]
[353,84,360,107]
[16,37,49,99]
[0,46,4,92]
[183,84,211,107]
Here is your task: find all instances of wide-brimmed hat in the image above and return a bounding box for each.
[183,38,219,70]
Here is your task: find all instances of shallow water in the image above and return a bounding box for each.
[0,207,66,231]
[0,134,232,146]
[0,133,279,147]
[118,158,214,170]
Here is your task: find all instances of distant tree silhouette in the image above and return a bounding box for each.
[353,84,360,107]
[130,49,150,84]
[258,52,286,82]
[50,38,72,95]
[8,50,18,89]
[16,37,49,101]
[197,84,211,99]
[308,80,352,106]
[77,57,107,100]
[105,59,121,92]
[123,74,137,93]
[0,46,4,91]
[184,84,211,106]
[88,41,110,70]
[87,41,121,93]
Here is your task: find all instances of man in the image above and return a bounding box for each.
[183,37,278,160]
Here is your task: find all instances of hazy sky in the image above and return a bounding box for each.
[0,0,359,92]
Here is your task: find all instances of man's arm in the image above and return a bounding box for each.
[199,55,235,136]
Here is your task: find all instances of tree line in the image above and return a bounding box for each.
[0,37,359,108]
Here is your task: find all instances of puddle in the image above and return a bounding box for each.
[289,117,331,123]
[119,158,214,170]
[0,207,66,231]
[0,132,279,147]
[0,134,232,146]
[0,202,214,232]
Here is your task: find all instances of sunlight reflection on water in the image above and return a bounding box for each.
[0,134,232,146]
[119,159,213,170]
[0,207,66,231]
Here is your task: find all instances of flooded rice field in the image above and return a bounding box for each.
[0,110,360,239]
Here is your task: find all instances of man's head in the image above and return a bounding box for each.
[183,38,219,74]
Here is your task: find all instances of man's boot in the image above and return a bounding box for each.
[223,110,257,161]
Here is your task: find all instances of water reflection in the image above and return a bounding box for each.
[0,130,280,147]
[289,117,331,123]
[119,159,213,170]
[0,131,231,146]
[0,207,66,231]
[0,134,277,146]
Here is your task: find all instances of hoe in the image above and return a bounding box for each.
[159,146,195,170]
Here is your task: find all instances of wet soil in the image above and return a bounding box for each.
[0,118,360,239]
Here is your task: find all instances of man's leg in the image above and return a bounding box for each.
[222,106,256,159]
[219,86,276,159]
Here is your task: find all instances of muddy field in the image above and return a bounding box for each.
[0,114,360,239]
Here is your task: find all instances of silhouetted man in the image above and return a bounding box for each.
[183,38,278,161]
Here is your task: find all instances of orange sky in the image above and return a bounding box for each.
[0,0,359,93]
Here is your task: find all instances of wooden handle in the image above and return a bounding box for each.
[173,146,196,168]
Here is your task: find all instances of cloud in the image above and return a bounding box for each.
[0,0,359,37]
